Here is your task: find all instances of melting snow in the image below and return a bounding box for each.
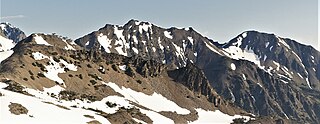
[62,39,75,50]
[32,52,49,60]
[194,52,198,57]
[158,37,164,51]
[0,35,15,63]
[230,63,236,70]
[164,31,173,39]
[132,35,139,44]
[269,46,273,51]
[152,47,156,52]
[140,109,174,124]
[132,47,139,54]
[291,51,302,63]
[187,36,194,45]
[172,42,187,66]
[103,82,190,114]
[242,74,246,80]
[265,42,269,48]
[0,82,111,124]
[0,24,6,31]
[0,50,13,63]
[133,118,147,124]
[204,41,221,55]
[273,61,280,71]
[32,52,77,85]
[138,23,152,34]
[297,73,303,79]
[34,34,51,46]
[242,32,247,38]
[0,35,15,51]
[97,33,112,53]
[190,109,251,124]
[113,26,128,56]
[306,78,312,89]
[223,45,264,69]
[277,37,291,49]
[118,65,127,71]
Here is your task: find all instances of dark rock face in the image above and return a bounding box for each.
[74,20,320,123]
[0,22,26,43]
[168,62,222,107]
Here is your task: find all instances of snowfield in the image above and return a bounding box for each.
[0,79,253,124]
[0,83,111,124]
[0,35,15,63]
[189,108,251,124]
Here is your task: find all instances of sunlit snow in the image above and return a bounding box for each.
[230,63,236,70]
[190,108,251,124]
[0,83,111,124]
[97,33,112,53]
[103,82,190,114]
[34,34,51,46]
[164,31,173,39]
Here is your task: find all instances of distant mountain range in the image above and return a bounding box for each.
[0,20,319,124]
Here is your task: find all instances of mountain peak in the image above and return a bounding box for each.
[0,22,26,43]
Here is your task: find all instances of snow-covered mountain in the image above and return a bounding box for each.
[0,20,319,124]
[0,23,26,63]
[0,22,26,43]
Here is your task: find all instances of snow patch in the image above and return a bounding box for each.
[118,65,127,71]
[0,82,111,124]
[62,39,75,50]
[0,35,15,63]
[187,36,194,45]
[139,23,152,34]
[223,45,264,69]
[103,82,190,114]
[230,63,236,70]
[32,52,77,85]
[306,78,312,89]
[158,37,164,51]
[204,41,221,55]
[297,73,303,79]
[242,74,246,80]
[277,37,291,49]
[190,109,251,124]
[97,33,112,53]
[242,32,247,38]
[34,34,51,46]
[32,52,49,60]
[265,42,270,48]
[164,31,173,39]
[140,109,174,124]
[273,61,280,71]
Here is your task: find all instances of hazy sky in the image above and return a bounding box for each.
[0,0,318,50]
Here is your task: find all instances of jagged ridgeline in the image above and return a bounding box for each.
[0,20,319,124]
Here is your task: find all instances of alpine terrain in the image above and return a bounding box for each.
[0,20,319,124]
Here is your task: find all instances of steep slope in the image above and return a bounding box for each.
[206,31,320,123]
[0,23,26,63]
[0,33,252,124]
[75,20,320,123]
[0,22,26,43]
[220,31,319,91]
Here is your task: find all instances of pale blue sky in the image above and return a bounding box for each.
[0,0,318,50]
